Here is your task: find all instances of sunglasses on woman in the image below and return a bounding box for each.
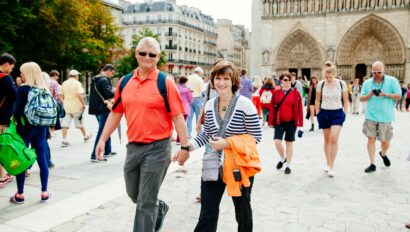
[138,52,158,58]
[282,79,290,82]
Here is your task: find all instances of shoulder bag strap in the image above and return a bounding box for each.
[214,95,240,138]
[93,78,106,102]
[275,89,291,111]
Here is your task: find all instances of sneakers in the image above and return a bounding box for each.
[379,151,391,167]
[324,166,330,173]
[84,134,93,143]
[41,192,50,203]
[364,164,376,173]
[61,141,70,147]
[155,200,169,232]
[10,193,24,204]
[105,152,117,157]
[276,159,286,169]
[91,157,108,162]
[284,167,291,174]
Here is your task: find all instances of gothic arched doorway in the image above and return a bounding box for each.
[276,29,323,78]
[355,63,367,83]
[336,14,406,80]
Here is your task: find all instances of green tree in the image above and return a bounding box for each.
[115,28,167,77]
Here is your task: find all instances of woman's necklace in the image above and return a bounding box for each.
[222,105,227,112]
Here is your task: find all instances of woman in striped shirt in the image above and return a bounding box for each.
[175,60,261,232]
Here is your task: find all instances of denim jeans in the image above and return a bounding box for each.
[91,112,111,159]
[187,97,202,137]
[16,126,48,194]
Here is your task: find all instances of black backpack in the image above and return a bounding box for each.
[112,71,170,112]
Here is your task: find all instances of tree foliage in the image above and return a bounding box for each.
[115,28,167,77]
[0,0,123,79]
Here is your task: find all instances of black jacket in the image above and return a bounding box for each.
[88,75,114,115]
[0,72,17,125]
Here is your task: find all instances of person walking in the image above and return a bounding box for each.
[239,69,253,99]
[406,83,410,111]
[177,76,193,145]
[315,61,349,177]
[10,62,52,203]
[61,70,92,147]
[306,75,318,131]
[268,72,303,174]
[0,53,17,188]
[251,75,263,118]
[360,61,402,173]
[259,77,276,127]
[95,37,189,232]
[396,80,407,111]
[186,67,205,138]
[88,64,116,162]
[173,60,262,232]
[351,78,361,115]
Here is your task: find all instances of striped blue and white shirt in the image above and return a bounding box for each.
[192,95,262,150]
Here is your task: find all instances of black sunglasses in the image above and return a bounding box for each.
[282,79,290,82]
[138,52,157,58]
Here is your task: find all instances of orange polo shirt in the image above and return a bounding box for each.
[112,68,185,143]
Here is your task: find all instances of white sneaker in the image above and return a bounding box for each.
[328,170,335,177]
[324,166,330,173]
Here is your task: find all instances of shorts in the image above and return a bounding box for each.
[362,120,393,142]
[274,121,297,142]
[61,111,84,129]
[317,108,345,129]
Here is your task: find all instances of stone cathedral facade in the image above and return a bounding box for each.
[251,0,410,83]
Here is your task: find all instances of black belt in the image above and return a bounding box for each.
[130,137,169,146]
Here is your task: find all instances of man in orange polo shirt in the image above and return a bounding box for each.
[96,37,190,232]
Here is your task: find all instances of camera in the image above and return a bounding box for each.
[372,89,381,96]
[233,169,242,181]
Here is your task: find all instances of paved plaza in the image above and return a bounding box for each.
[0,110,409,232]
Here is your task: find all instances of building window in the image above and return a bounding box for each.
[146,15,150,23]
[158,15,162,21]
[133,16,137,24]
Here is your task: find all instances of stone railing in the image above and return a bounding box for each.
[262,0,410,18]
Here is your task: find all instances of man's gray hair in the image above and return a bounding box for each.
[136,37,160,54]
[372,61,384,68]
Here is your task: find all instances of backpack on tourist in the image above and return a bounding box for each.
[0,118,37,175]
[24,87,57,127]
[261,89,273,104]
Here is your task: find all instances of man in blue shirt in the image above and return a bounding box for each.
[360,61,401,173]
[239,69,253,99]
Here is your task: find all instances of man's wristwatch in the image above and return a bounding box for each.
[181,145,190,151]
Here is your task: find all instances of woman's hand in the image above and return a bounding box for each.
[209,136,230,150]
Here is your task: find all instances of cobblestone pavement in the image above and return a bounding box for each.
[49,111,410,232]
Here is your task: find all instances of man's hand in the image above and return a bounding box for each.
[209,136,230,150]
[95,140,106,160]
[172,150,190,166]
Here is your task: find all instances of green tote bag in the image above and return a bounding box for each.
[0,118,37,176]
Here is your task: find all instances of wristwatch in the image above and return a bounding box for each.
[181,145,190,151]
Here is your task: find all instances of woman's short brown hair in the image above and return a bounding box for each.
[179,76,188,84]
[210,60,240,94]
[279,71,292,81]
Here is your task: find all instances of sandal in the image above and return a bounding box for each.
[10,193,24,204]
[0,174,13,188]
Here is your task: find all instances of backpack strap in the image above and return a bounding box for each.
[320,80,344,108]
[111,71,170,113]
[111,72,134,110]
[157,71,170,112]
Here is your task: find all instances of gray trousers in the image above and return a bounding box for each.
[124,138,171,232]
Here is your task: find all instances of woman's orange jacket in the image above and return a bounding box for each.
[222,134,261,197]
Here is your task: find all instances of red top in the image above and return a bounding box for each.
[112,69,185,143]
[258,85,276,109]
[268,88,303,127]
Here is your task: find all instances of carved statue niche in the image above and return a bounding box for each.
[264,1,270,16]
[272,0,278,15]
[287,0,292,14]
[326,48,335,63]
[346,0,351,10]
[301,0,306,13]
[262,50,270,65]
[338,0,344,11]
[362,0,368,8]
[387,0,393,7]
[379,0,386,7]
[353,0,359,9]
[329,0,336,11]
[370,0,376,8]
[294,0,300,14]
[308,0,314,12]
[315,0,321,12]
[280,0,286,15]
